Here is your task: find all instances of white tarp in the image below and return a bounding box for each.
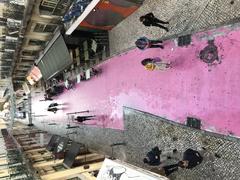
[97,158,168,180]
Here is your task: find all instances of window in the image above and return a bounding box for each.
[41,0,59,9]
[6,36,18,42]
[28,39,46,46]
[34,23,45,32]
[44,24,57,33]
[10,0,25,6]
[34,23,57,33]
[22,50,38,56]
[40,0,72,16]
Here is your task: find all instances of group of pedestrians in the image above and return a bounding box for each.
[135,13,172,71]
[45,85,64,100]
[143,146,203,176]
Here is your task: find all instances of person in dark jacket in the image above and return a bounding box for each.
[162,163,179,176]
[140,13,169,32]
[47,107,58,113]
[48,103,59,108]
[143,146,162,166]
[135,37,164,50]
[44,94,53,101]
[75,115,96,123]
[47,102,63,113]
[46,88,57,97]
[178,148,203,169]
[53,85,64,94]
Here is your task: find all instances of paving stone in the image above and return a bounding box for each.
[123,107,240,180]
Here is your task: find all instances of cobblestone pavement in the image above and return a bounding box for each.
[109,0,240,55]
[123,107,240,180]
[30,107,240,180]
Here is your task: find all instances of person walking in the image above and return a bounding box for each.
[48,102,59,108]
[162,163,179,176]
[44,94,53,101]
[47,107,59,114]
[135,37,164,50]
[47,102,63,113]
[150,148,203,177]
[140,13,169,32]
[178,148,203,169]
[75,115,96,123]
[141,58,171,71]
[143,146,162,166]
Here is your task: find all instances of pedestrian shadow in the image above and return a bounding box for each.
[61,107,68,111]
[170,56,196,70]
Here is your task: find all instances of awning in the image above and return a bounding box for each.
[65,0,143,34]
[26,66,42,85]
[66,0,101,35]
[36,31,72,80]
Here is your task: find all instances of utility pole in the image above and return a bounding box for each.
[8,78,16,128]
[27,93,33,126]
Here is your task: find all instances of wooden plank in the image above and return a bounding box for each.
[0,169,9,178]
[0,159,7,166]
[41,162,102,180]
[34,159,62,168]
[31,156,52,162]
[33,153,100,168]
[29,152,51,159]
[21,140,37,145]
[0,124,7,129]
[17,137,36,141]
[23,144,43,150]
[67,172,96,180]
[25,148,46,153]
[81,172,96,180]
[0,154,6,158]
[26,151,48,157]
[18,138,34,143]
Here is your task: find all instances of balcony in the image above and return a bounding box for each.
[39,0,73,16]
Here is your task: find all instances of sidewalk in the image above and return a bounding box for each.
[109,0,240,55]
[31,107,240,180]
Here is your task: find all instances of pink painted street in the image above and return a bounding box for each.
[32,24,240,136]
[4,1,240,179]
